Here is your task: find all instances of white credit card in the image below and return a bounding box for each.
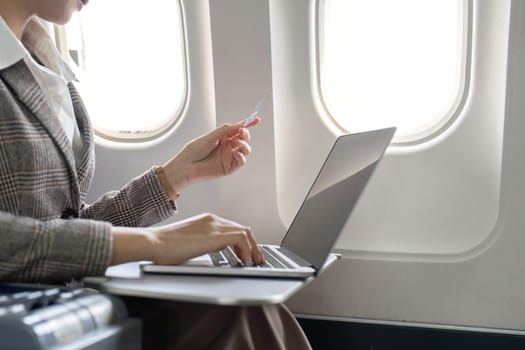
[243,97,266,127]
[244,110,258,127]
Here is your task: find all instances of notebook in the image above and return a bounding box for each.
[141,127,396,279]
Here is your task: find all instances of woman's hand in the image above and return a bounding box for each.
[161,117,261,195]
[111,213,265,266]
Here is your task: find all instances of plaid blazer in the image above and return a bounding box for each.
[0,25,176,283]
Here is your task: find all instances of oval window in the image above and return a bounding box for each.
[318,0,470,144]
[62,0,187,141]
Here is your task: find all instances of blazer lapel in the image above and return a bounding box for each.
[0,60,81,203]
[68,82,96,200]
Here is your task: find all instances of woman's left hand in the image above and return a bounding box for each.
[162,117,261,194]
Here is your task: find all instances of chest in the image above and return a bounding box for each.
[0,79,92,218]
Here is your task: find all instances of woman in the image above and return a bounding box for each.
[0,0,312,348]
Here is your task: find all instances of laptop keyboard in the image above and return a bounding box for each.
[276,247,311,267]
[260,246,294,269]
[209,245,294,269]
[209,248,242,267]
[211,246,303,269]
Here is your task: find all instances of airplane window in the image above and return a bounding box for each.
[318,0,469,144]
[59,0,186,142]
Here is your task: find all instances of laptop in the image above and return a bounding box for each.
[141,127,396,279]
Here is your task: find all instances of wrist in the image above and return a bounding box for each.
[162,156,191,196]
[155,166,180,200]
[111,227,156,265]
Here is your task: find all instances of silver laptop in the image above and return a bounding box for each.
[141,127,396,278]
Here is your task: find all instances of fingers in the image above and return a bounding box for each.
[233,139,251,155]
[243,115,261,129]
[189,214,264,265]
[208,231,254,264]
[232,151,247,169]
[205,116,260,144]
[234,226,265,266]
[220,137,252,174]
[218,232,253,263]
[236,127,251,142]
[151,214,265,266]
[207,122,244,142]
[205,122,255,162]
[214,118,259,142]
[207,222,264,266]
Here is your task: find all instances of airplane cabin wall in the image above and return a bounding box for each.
[88,0,525,332]
[282,0,525,331]
[208,0,286,244]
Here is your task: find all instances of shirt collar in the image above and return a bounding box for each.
[0,15,76,83]
[0,16,27,70]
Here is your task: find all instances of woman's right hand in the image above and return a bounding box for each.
[111,213,265,266]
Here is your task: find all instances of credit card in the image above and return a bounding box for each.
[243,97,266,127]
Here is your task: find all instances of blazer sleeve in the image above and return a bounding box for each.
[0,211,112,283]
[80,168,177,227]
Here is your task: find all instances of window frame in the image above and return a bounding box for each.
[315,0,473,146]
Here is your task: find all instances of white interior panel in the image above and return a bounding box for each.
[270,0,508,257]
[207,0,286,244]
[279,0,525,330]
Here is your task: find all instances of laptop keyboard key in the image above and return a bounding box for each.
[222,248,242,267]
[263,246,294,268]
[209,252,228,266]
[261,250,283,268]
[261,246,293,269]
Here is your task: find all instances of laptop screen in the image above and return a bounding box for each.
[281,128,395,270]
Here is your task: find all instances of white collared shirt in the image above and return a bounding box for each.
[0,16,83,165]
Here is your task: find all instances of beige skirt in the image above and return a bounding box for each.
[122,296,312,350]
